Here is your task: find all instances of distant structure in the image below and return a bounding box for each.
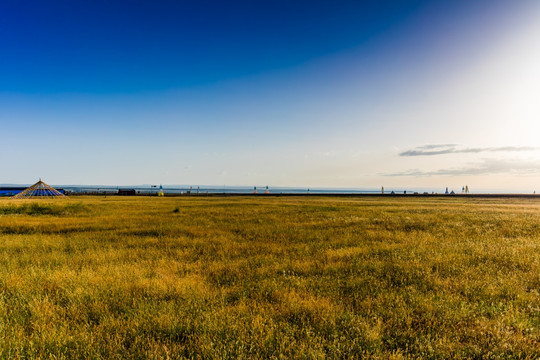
[465,185,469,194]
[12,179,66,199]
[118,189,136,196]
[253,186,257,194]
[445,187,449,195]
[265,186,270,194]
[158,184,164,197]
[381,186,384,194]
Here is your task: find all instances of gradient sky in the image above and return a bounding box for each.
[2,1,540,191]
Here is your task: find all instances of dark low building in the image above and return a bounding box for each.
[118,189,137,196]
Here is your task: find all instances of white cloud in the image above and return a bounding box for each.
[400,145,539,157]
[387,158,540,177]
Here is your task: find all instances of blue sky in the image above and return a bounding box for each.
[2,1,540,191]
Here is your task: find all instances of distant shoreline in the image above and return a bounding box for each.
[68,193,540,199]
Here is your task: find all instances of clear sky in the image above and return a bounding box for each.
[1,1,540,191]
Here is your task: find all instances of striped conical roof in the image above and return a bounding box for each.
[12,179,66,199]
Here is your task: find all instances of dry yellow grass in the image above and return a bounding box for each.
[0,196,538,358]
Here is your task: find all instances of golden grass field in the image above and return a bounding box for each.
[0,196,538,359]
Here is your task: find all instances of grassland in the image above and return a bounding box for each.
[0,196,538,359]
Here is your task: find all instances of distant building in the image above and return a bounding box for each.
[118,189,136,196]
[0,186,66,197]
[0,187,26,197]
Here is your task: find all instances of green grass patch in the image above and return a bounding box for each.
[0,202,89,216]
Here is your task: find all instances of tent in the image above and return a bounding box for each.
[12,179,66,199]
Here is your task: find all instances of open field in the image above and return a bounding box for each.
[0,196,538,359]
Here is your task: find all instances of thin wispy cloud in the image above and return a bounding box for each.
[400,145,539,157]
[387,158,540,177]
[416,144,459,150]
